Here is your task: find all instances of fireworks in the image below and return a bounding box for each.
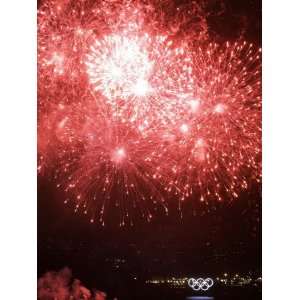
[85,32,195,130]
[38,0,261,225]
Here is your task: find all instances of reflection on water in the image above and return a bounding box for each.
[186,297,214,300]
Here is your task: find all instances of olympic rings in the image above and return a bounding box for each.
[188,278,214,291]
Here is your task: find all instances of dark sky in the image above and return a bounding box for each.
[38,179,261,279]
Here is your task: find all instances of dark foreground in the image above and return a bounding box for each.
[104,285,261,300]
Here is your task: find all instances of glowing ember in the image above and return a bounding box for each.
[111,147,126,164]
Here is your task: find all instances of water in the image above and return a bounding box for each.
[186,297,214,300]
[108,287,261,300]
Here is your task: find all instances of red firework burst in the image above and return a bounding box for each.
[85,32,195,129]
[38,0,261,225]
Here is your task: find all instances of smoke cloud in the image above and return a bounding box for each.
[38,267,106,300]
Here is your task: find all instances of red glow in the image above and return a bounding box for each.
[38,1,261,225]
